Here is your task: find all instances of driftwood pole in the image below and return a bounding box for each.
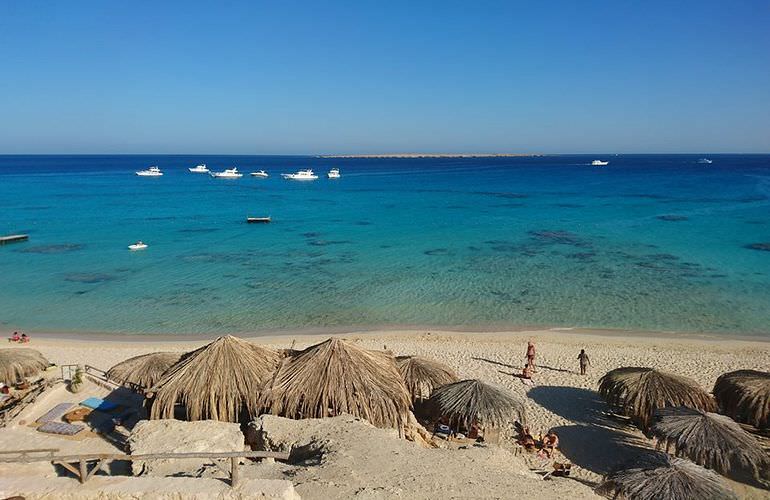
[230,456,240,487]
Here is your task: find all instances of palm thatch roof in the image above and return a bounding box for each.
[598,367,715,431]
[713,370,770,429]
[651,406,770,486]
[396,355,459,402]
[0,348,49,384]
[258,338,411,429]
[596,453,737,500]
[148,335,280,422]
[428,379,526,429]
[107,352,182,391]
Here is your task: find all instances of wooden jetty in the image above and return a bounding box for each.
[0,234,28,245]
[247,217,271,224]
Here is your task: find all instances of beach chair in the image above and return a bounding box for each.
[80,397,118,412]
[36,403,75,424]
[37,421,84,436]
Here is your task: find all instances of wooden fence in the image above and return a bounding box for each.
[0,449,290,487]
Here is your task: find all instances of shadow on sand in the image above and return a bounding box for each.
[527,386,652,475]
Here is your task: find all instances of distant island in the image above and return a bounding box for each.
[318,153,538,159]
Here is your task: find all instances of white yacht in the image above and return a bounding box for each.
[128,241,148,251]
[697,158,713,164]
[210,168,243,179]
[327,168,341,179]
[591,160,609,166]
[189,164,209,173]
[136,166,163,177]
[250,170,269,178]
[281,169,318,180]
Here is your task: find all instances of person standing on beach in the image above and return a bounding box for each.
[526,341,536,372]
[577,349,590,375]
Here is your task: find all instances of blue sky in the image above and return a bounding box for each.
[1,1,768,154]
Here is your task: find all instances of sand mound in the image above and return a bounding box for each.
[246,414,599,499]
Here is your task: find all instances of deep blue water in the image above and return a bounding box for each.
[1,154,769,336]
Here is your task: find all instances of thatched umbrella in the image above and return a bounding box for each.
[107,352,182,391]
[396,355,459,402]
[258,338,411,429]
[596,453,737,500]
[713,370,770,429]
[0,348,49,384]
[429,379,526,430]
[651,406,770,486]
[147,335,279,422]
[598,367,715,431]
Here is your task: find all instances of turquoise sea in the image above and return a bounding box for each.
[1,154,769,336]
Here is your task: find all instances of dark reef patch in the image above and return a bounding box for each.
[424,248,450,256]
[354,221,373,226]
[302,232,322,238]
[64,273,114,284]
[20,244,85,254]
[656,215,688,222]
[528,230,589,247]
[745,242,770,252]
[307,240,351,247]
[553,203,585,208]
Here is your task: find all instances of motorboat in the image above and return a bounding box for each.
[697,158,713,164]
[281,169,318,180]
[189,164,209,173]
[591,160,609,166]
[327,168,341,179]
[136,166,163,176]
[128,241,148,251]
[210,168,243,179]
[246,216,271,223]
[250,170,269,178]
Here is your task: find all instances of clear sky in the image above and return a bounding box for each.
[1,1,768,154]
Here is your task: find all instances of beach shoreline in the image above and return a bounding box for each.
[4,324,769,344]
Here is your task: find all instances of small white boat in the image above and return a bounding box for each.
[591,160,609,166]
[697,158,713,164]
[327,168,341,179]
[250,170,269,178]
[189,164,209,173]
[281,169,318,180]
[128,241,148,251]
[136,166,163,176]
[210,168,243,179]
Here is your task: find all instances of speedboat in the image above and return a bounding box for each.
[128,241,148,251]
[189,164,209,173]
[327,168,341,179]
[591,160,609,166]
[281,169,318,180]
[210,168,243,179]
[136,166,163,176]
[697,158,713,164]
[250,170,269,178]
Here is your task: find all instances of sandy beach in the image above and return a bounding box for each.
[2,328,769,498]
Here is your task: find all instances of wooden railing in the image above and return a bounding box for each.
[0,450,290,487]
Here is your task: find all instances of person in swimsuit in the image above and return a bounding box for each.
[526,341,536,372]
[577,349,590,375]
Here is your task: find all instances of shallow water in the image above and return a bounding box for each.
[1,154,769,336]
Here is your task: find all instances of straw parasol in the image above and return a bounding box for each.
[396,355,459,402]
[0,348,49,384]
[713,370,770,429]
[259,338,411,429]
[598,367,715,431]
[106,352,182,391]
[651,406,770,486]
[596,453,737,500]
[147,335,280,422]
[429,379,526,430]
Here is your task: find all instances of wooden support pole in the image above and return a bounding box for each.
[79,459,87,483]
[56,461,80,479]
[230,456,239,488]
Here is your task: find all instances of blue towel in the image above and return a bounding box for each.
[36,402,75,423]
[80,397,118,411]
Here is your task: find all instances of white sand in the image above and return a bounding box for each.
[2,328,769,499]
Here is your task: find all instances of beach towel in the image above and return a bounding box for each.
[36,402,75,423]
[37,421,84,436]
[80,397,118,411]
